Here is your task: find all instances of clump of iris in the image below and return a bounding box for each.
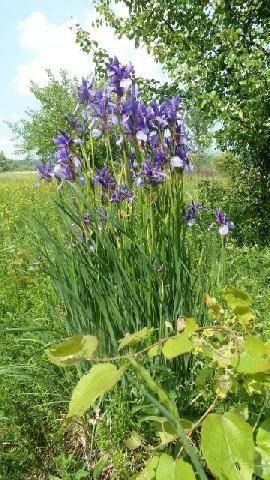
[36,55,193,195]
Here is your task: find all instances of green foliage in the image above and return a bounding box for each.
[46,335,98,367]
[67,363,125,418]
[162,318,197,359]
[224,287,251,308]
[93,0,270,170]
[201,412,255,480]
[232,337,270,374]
[40,175,217,365]
[0,176,70,479]
[136,453,195,479]
[255,419,270,480]
[199,154,270,244]
[0,150,12,172]
[118,327,154,351]
[47,288,270,479]
[7,71,78,161]
[1,167,269,479]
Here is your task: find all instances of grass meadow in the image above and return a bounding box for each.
[1,172,270,479]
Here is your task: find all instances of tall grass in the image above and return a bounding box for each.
[38,172,221,358]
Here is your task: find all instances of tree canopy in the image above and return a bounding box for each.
[8,70,78,161]
[91,0,270,168]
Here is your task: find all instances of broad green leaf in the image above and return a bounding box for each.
[148,344,160,358]
[255,450,270,480]
[126,431,142,450]
[244,373,270,394]
[201,412,255,480]
[255,420,270,480]
[136,456,160,480]
[157,429,177,446]
[175,459,196,479]
[257,420,270,450]
[232,336,270,374]
[141,415,191,429]
[136,454,195,479]
[234,306,255,325]
[68,363,125,418]
[224,288,251,309]
[232,403,249,421]
[196,367,213,387]
[162,318,197,359]
[118,327,154,351]
[46,335,98,367]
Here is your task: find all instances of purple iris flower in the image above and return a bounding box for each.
[154,148,166,166]
[61,164,75,181]
[53,130,73,148]
[135,161,166,186]
[110,186,134,204]
[106,56,134,97]
[53,130,83,149]
[170,144,192,172]
[182,201,201,226]
[77,77,94,104]
[214,208,235,236]
[84,211,91,224]
[54,147,69,162]
[93,165,116,192]
[64,114,84,135]
[149,131,160,148]
[166,95,181,125]
[87,87,117,136]
[176,144,188,162]
[36,160,54,180]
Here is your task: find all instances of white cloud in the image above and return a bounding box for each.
[85,12,164,80]
[13,10,166,95]
[14,12,92,95]
[0,137,16,157]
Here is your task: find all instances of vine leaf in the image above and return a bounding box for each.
[46,335,98,367]
[255,419,270,480]
[148,344,160,358]
[162,318,197,359]
[118,327,154,351]
[233,306,255,326]
[136,453,195,479]
[68,363,125,419]
[223,288,251,309]
[201,411,255,480]
[244,373,270,394]
[232,336,270,374]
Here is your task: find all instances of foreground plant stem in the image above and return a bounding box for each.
[128,356,208,480]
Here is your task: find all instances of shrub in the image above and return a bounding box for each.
[199,154,270,245]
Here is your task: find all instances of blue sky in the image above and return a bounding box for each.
[0,0,163,158]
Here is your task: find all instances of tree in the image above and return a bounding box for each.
[89,0,270,170]
[0,151,12,172]
[7,70,78,162]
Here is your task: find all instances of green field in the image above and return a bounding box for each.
[1,172,270,479]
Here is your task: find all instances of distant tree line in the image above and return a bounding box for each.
[0,150,36,173]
